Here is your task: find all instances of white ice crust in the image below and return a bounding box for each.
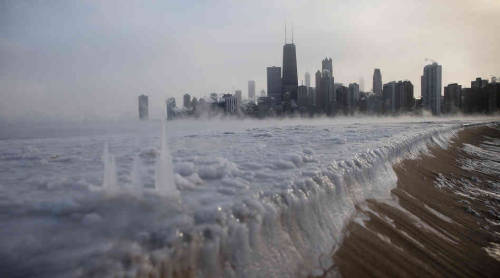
[0,117,497,277]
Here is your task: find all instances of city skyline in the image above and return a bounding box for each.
[1,0,500,121]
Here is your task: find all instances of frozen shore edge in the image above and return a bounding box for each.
[89,121,498,278]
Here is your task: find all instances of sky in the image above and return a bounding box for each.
[1,0,499,121]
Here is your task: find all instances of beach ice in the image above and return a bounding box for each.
[0,116,497,277]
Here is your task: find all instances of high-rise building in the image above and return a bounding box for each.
[267,66,282,104]
[373,69,382,96]
[315,70,321,107]
[297,85,309,108]
[223,94,238,114]
[336,85,348,115]
[322,58,333,78]
[400,80,414,111]
[235,90,242,103]
[421,62,442,115]
[183,93,191,108]
[383,82,397,114]
[138,94,149,120]
[348,83,360,112]
[317,69,335,114]
[166,97,176,120]
[305,72,311,88]
[444,83,462,114]
[260,89,266,97]
[248,80,256,102]
[282,43,298,101]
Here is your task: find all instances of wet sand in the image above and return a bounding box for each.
[328,125,500,277]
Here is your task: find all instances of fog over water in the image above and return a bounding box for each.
[1,0,500,121]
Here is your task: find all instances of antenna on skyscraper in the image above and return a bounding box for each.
[284,23,287,44]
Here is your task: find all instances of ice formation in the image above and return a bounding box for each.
[0,117,498,277]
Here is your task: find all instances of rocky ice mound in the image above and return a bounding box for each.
[0,117,496,277]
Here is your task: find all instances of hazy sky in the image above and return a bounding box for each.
[1,0,499,121]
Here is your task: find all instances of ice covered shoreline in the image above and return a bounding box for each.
[331,124,500,277]
[0,118,498,277]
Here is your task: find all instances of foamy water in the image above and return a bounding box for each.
[0,117,497,277]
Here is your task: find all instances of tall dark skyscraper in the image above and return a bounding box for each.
[322,58,333,78]
[421,62,442,115]
[373,69,382,96]
[138,94,148,120]
[282,43,298,101]
[267,66,282,103]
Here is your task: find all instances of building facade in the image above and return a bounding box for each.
[267,66,282,104]
[248,80,256,103]
[282,43,298,101]
[383,82,397,114]
[373,68,382,96]
[444,83,462,114]
[138,94,149,120]
[421,62,442,115]
[183,93,191,108]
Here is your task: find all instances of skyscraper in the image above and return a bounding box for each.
[235,90,242,104]
[373,69,382,96]
[322,58,333,78]
[421,62,442,115]
[305,72,311,88]
[444,83,462,113]
[348,83,360,111]
[282,43,298,101]
[318,69,334,114]
[183,93,191,108]
[138,94,149,120]
[315,70,321,107]
[383,81,396,114]
[248,80,256,102]
[267,66,282,104]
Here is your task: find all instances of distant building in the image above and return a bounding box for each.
[421,62,442,115]
[359,77,365,92]
[373,69,382,97]
[444,83,462,114]
[138,94,149,120]
[267,66,282,104]
[260,89,266,97]
[336,85,349,115]
[297,85,309,108]
[398,81,414,111]
[248,80,256,102]
[282,42,298,101]
[322,58,333,78]
[348,83,360,111]
[472,77,488,89]
[383,82,397,114]
[235,90,242,103]
[257,96,273,117]
[462,78,498,114]
[305,72,311,88]
[223,94,238,114]
[166,97,176,120]
[183,93,191,108]
[317,69,335,114]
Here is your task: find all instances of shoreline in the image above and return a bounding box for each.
[327,124,500,277]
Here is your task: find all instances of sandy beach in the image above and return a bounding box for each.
[328,125,500,277]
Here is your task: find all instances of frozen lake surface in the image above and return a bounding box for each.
[0,117,497,277]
